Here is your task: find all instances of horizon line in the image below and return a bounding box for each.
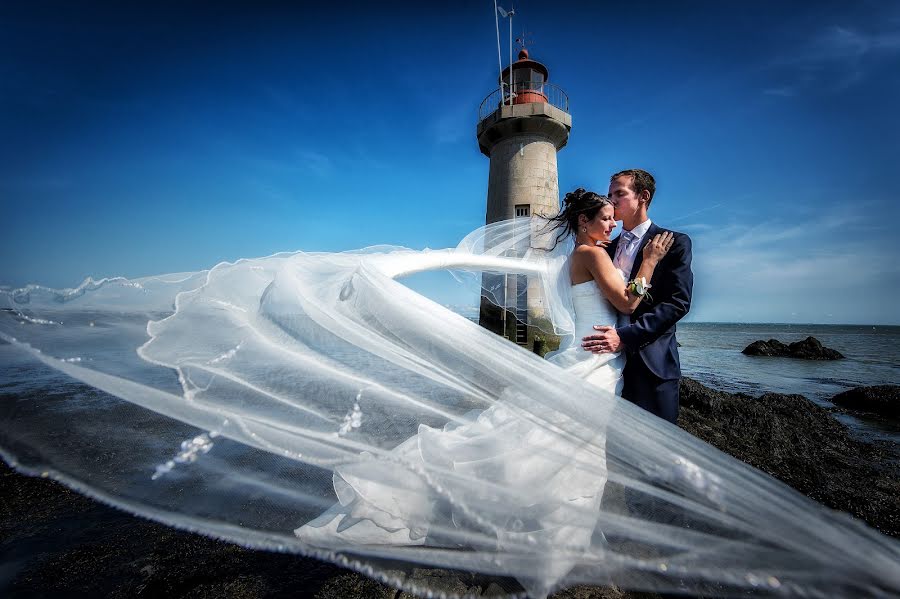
[683,320,899,327]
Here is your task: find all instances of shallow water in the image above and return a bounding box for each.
[677,323,900,444]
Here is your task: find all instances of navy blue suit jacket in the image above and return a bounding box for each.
[607,223,693,381]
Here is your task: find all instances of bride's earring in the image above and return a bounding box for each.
[581,227,587,233]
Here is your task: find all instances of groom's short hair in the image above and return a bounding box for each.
[611,169,656,206]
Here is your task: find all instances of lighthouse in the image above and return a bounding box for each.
[477,48,571,345]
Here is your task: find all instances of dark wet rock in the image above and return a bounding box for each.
[550,585,633,598]
[171,575,269,598]
[742,336,843,359]
[678,377,900,537]
[0,458,652,599]
[787,336,844,359]
[0,460,353,598]
[316,573,397,599]
[741,338,789,356]
[398,569,484,598]
[831,385,900,418]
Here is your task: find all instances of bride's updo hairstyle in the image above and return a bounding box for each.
[547,187,613,247]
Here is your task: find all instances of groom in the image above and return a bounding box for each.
[582,169,693,423]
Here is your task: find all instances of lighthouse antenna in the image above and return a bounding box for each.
[508,7,514,106]
[493,0,503,101]
[498,4,516,106]
[516,29,533,53]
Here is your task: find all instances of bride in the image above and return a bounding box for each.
[0,190,898,598]
[294,188,673,594]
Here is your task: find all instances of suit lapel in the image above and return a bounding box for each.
[628,222,660,281]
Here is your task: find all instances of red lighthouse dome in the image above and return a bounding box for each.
[500,48,550,105]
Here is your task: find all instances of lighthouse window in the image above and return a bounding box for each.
[514,69,544,86]
[515,205,530,218]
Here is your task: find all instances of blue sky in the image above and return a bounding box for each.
[1,1,898,324]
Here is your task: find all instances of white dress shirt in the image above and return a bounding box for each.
[613,219,652,279]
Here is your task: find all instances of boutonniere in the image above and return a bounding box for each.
[626,277,653,304]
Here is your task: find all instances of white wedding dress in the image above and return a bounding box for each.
[295,278,626,595]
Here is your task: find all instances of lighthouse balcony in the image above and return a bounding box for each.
[478,82,568,123]
[476,83,571,157]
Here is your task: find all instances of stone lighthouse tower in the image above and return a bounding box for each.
[476,48,571,344]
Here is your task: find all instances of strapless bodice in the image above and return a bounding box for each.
[569,280,622,342]
[542,280,626,393]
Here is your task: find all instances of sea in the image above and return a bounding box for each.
[676,322,900,445]
[2,321,898,447]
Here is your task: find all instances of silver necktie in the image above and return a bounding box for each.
[615,231,636,269]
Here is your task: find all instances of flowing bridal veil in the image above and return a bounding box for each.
[1,218,898,598]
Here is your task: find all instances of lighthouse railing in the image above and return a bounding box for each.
[478,82,569,122]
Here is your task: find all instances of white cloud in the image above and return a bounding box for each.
[238,145,335,179]
[295,149,334,178]
[763,87,796,98]
[668,203,723,224]
[687,208,899,324]
[764,23,900,96]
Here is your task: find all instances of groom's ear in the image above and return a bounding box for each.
[639,190,651,205]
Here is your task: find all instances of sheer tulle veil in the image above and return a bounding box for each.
[1,217,898,598]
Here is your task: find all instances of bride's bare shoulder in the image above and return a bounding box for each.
[573,244,608,254]
[572,244,612,262]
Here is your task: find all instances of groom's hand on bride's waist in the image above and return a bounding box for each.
[582,326,621,354]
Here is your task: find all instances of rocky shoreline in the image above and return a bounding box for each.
[2,378,898,598]
[678,379,899,537]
